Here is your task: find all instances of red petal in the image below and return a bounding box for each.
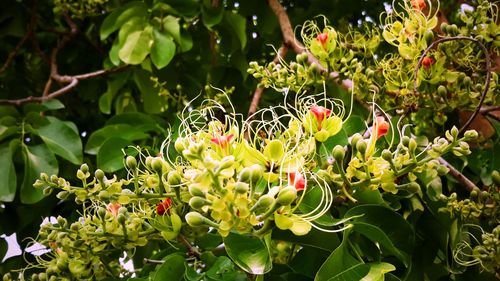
[317,33,328,44]
[375,117,390,139]
[310,106,332,123]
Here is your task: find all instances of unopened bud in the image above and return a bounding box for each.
[125,156,137,170]
[332,145,345,162]
[97,207,106,219]
[356,140,367,155]
[189,197,209,209]
[219,155,235,170]
[174,137,186,153]
[151,157,164,174]
[80,163,89,174]
[234,182,249,194]
[463,130,478,140]
[189,184,205,197]
[95,169,105,183]
[381,149,393,161]
[167,171,182,186]
[185,212,206,227]
[117,214,127,224]
[251,194,275,212]
[492,170,500,186]
[276,186,297,206]
[56,191,69,200]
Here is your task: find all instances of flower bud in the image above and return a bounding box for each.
[250,164,264,183]
[401,136,410,147]
[189,184,205,197]
[463,130,478,140]
[40,173,49,181]
[95,169,105,183]
[97,207,107,219]
[57,216,67,227]
[185,212,206,227]
[251,194,275,212]
[219,155,235,170]
[145,156,154,169]
[492,170,500,186]
[125,156,137,170]
[238,167,252,182]
[151,157,164,174]
[408,139,417,153]
[117,214,127,224]
[189,197,209,209]
[98,190,110,200]
[33,179,45,189]
[234,182,249,194]
[356,140,367,155]
[43,187,52,196]
[50,175,58,184]
[76,169,86,180]
[381,149,393,161]
[276,186,297,206]
[78,163,88,174]
[174,137,186,153]
[350,133,362,148]
[167,171,182,186]
[56,191,69,200]
[332,145,345,163]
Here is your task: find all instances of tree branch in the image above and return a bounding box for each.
[0,0,38,75]
[248,45,288,117]
[177,234,201,258]
[413,36,492,135]
[438,157,478,192]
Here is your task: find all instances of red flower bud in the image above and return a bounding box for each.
[375,116,390,139]
[411,0,426,11]
[288,172,306,191]
[156,197,173,215]
[422,57,434,69]
[211,134,234,148]
[106,202,121,218]
[311,106,332,123]
[317,33,328,45]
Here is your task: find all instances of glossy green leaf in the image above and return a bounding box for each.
[134,69,168,113]
[298,187,336,226]
[0,144,16,202]
[162,16,181,45]
[315,229,360,281]
[36,116,82,164]
[345,205,415,266]
[23,99,65,113]
[343,116,365,135]
[223,12,247,49]
[85,124,149,154]
[202,4,224,28]
[118,25,153,65]
[151,29,176,69]
[153,253,186,281]
[223,232,272,275]
[99,73,130,114]
[328,262,395,281]
[21,144,58,204]
[272,228,340,252]
[100,2,148,40]
[96,137,131,173]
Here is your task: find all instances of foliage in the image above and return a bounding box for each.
[0,0,499,280]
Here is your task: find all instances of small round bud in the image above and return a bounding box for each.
[234,182,249,194]
[80,163,89,174]
[43,187,52,196]
[40,173,49,181]
[185,212,206,227]
[117,214,127,224]
[98,190,110,200]
[56,191,69,200]
[189,197,208,209]
[424,30,434,45]
[238,167,252,182]
[145,156,154,169]
[97,207,106,219]
[167,171,182,186]
[50,175,59,184]
[492,170,500,186]
[250,164,264,183]
[332,145,345,162]
[151,157,164,174]
[356,140,367,155]
[381,149,393,161]
[76,170,86,180]
[219,155,235,170]
[463,130,478,140]
[408,139,417,153]
[350,133,362,148]
[125,156,137,170]
[252,194,275,211]
[95,169,105,183]
[401,136,410,147]
[188,184,205,197]
[174,138,186,153]
[276,186,297,206]
[33,179,46,189]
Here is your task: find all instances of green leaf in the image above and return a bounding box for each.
[21,144,58,204]
[0,237,7,261]
[202,4,224,28]
[153,253,186,281]
[151,29,176,69]
[118,25,153,65]
[99,72,130,114]
[328,262,395,281]
[343,116,365,135]
[345,205,415,266]
[223,12,247,49]
[36,116,82,164]
[315,229,361,281]
[162,16,181,45]
[100,2,148,40]
[223,232,272,274]
[298,187,336,226]
[0,144,16,202]
[96,137,131,173]
[134,69,168,113]
[106,112,159,127]
[272,228,340,252]
[85,124,149,154]
[23,99,65,113]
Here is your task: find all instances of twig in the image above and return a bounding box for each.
[247,45,288,117]
[0,0,38,75]
[178,234,201,258]
[438,157,478,192]
[413,36,492,135]
[143,258,165,265]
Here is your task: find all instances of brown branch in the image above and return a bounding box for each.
[0,0,38,75]
[438,157,478,192]
[178,234,201,258]
[143,258,164,265]
[248,45,288,118]
[413,36,492,136]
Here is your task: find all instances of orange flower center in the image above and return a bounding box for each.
[375,116,390,139]
[211,134,234,148]
[317,33,328,45]
[310,106,332,129]
[156,197,173,215]
[289,172,306,191]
